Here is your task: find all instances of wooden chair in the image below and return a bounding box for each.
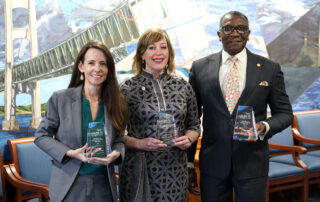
[4,137,51,202]
[268,126,308,202]
[194,129,309,202]
[194,136,202,167]
[0,148,7,202]
[292,110,320,186]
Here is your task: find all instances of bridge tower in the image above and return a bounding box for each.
[318,20,320,67]
[3,0,41,130]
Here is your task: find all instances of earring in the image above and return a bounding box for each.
[80,72,84,81]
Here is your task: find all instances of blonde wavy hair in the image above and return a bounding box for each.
[132,28,175,76]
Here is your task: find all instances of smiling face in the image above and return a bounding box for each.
[217,14,250,56]
[142,37,169,76]
[78,48,108,88]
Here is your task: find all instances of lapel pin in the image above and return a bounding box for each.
[257,63,261,67]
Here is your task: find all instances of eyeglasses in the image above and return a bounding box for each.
[220,25,249,35]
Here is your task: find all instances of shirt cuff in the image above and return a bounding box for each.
[259,121,270,141]
[187,162,195,168]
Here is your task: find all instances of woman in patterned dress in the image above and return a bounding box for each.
[119,28,200,202]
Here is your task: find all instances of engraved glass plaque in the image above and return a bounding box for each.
[87,122,111,158]
[233,106,258,141]
[156,111,178,146]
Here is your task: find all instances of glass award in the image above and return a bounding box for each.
[87,122,111,158]
[233,106,258,141]
[156,111,178,146]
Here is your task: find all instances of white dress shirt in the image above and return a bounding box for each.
[219,49,269,140]
[219,48,247,96]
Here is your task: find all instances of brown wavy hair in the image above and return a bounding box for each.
[68,40,128,132]
[132,28,175,76]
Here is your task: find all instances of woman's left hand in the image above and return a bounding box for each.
[87,150,120,166]
[174,136,192,150]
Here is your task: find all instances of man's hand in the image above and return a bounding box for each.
[256,122,266,136]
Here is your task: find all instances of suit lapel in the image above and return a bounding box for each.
[71,85,83,147]
[237,50,261,108]
[210,52,235,115]
[209,52,226,104]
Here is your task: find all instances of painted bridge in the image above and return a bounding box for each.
[1,1,139,130]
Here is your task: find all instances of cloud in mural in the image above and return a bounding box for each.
[0,0,4,69]
[71,0,122,19]
[255,0,314,44]
[36,0,73,52]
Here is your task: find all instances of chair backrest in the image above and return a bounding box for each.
[269,126,294,154]
[294,110,320,148]
[8,137,52,185]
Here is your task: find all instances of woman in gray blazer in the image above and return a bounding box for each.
[34,40,128,202]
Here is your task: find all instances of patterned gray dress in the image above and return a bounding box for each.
[119,70,200,202]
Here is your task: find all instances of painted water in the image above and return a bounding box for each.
[0,114,37,161]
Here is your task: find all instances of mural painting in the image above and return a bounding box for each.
[0,0,319,161]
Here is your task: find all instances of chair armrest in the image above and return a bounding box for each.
[292,128,320,145]
[269,141,308,170]
[268,141,307,154]
[4,164,49,199]
[115,171,119,185]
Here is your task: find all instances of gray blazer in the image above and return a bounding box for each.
[34,85,125,202]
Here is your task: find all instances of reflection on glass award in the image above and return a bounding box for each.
[87,122,107,158]
[104,125,112,155]
[233,106,258,141]
[156,111,178,146]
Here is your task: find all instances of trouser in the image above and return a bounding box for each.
[63,174,113,202]
[200,172,267,202]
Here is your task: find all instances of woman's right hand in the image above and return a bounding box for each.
[138,137,167,151]
[66,144,100,162]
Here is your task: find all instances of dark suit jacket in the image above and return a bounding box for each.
[34,85,124,202]
[189,49,293,180]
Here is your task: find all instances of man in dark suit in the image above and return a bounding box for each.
[188,11,293,202]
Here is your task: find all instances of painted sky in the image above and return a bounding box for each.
[0,0,319,106]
